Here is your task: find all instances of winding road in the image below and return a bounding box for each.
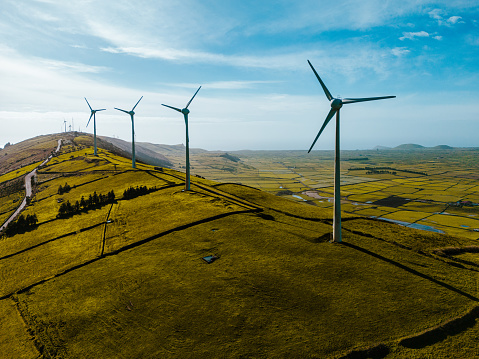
[0,139,62,232]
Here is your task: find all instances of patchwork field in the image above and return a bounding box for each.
[176,147,479,240]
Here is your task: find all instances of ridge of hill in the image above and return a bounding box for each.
[0,134,478,358]
[98,135,173,168]
[372,144,457,151]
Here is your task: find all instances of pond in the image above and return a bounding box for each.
[373,217,445,234]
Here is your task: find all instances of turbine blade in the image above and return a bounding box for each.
[307,60,332,101]
[115,107,130,114]
[131,96,143,111]
[84,97,93,111]
[185,86,201,109]
[342,96,396,104]
[86,113,93,127]
[161,104,182,112]
[96,109,106,112]
[308,108,337,153]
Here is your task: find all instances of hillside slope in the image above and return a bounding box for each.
[98,135,173,168]
[0,134,478,358]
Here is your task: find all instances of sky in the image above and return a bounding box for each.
[0,0,478,151]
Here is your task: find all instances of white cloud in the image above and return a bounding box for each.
[433,35,443,40]
[399,31,430,41]
[447,16,464,24]
[391,47,410,57]
[70,44,88,49]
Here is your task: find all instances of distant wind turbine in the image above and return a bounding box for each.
[85,98,106,156]
[63,118,67,133]
[162,86,201,191]
[307,60,395,243]
[115,96,143,168]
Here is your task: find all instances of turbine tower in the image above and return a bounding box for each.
[162,86,201,191]
[115,96,143,168]
[63,119,67,133]
[307,60,395,243]
[85,98,106,156]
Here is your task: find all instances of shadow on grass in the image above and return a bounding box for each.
[341,242,478,302]
[399,306,479,349]
[339,343,389,359]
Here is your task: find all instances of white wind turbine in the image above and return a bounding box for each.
[85,98,106,156]
[162,86,201,191]
[115,96,143,168]
[307,60,395,243]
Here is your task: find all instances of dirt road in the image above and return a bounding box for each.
[0,139,62,232]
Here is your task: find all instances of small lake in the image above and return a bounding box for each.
[292,194,307,201]
[373,217,445,234]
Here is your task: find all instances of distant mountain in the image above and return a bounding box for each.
[393,144,425,150]
[432,145,454,150]
[138,142,208,156]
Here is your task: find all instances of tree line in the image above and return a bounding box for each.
[350,166,427,176]
[57,185,157,218]
[57,190,115,218]
[58,182,72,194]
[122,185,157,200]
[3,214,38,237]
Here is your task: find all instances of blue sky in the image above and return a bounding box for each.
[0,0,478,150]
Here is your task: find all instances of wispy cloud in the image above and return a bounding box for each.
[391,47,410,57]
[428,9,465,26]
[38,59,109,73]
[170,81,281,90]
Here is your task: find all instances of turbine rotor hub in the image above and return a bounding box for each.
[182,108,190,115]
[331,98,343,110]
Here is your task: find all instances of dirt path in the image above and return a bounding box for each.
[0,139,62,232]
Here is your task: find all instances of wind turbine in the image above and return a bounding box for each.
[307,60,395,243]
[115,96,143,168]
[162,86,201,191]
[85,98,106,156]
[63,119,67,133]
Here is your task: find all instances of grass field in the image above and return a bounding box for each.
[1,135,479,358]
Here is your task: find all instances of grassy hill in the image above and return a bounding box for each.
[393,144,425,150]
[0,134,478,358]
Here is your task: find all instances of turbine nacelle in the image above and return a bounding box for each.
[331,98,343,110]
[181,108,190,115]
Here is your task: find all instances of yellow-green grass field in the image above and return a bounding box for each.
[5,186,477,358]
[1,136,479,358]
